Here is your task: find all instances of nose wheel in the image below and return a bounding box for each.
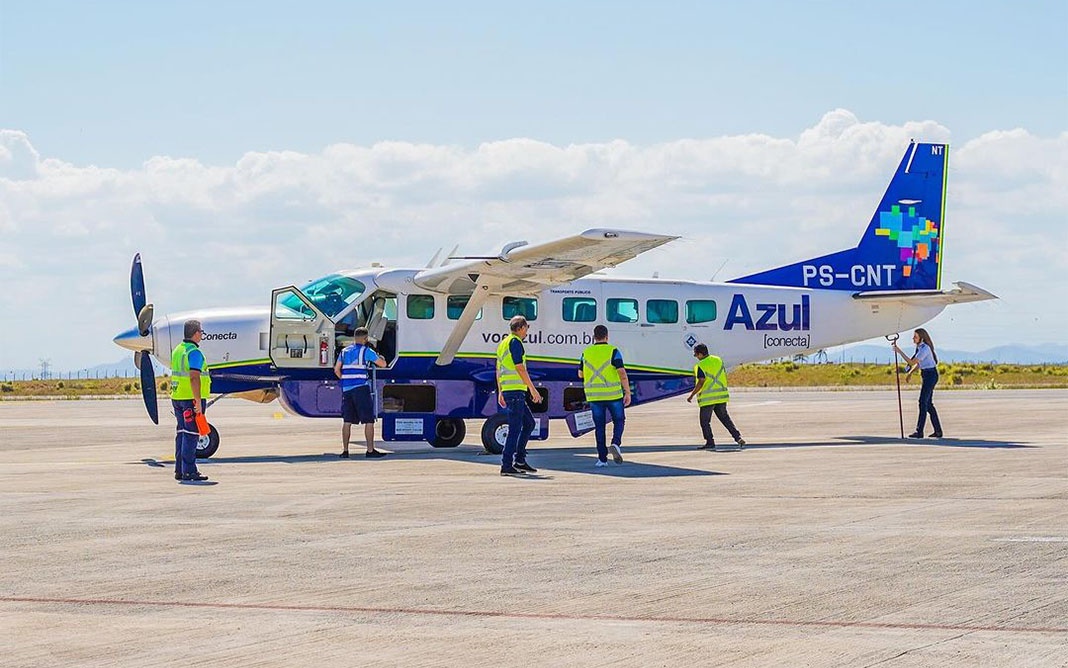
[195,423,220,458]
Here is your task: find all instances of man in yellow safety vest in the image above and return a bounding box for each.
[578,324,631,467]
[686,343,746,450]
[170,319,212,481]
[496,315,543,476]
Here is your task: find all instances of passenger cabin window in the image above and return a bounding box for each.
[646,299,678,324]
[406,294,435,320]
[606,298,638,323]
[562,297,597,322]
[502,296,538,321]
[686,299,717,323]
[447,295,483,320]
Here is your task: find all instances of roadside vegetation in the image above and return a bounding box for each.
[2,363,1066,399]
[0,378,171,398]
[730,361,1068,389]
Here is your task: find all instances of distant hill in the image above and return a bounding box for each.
[822,343,1068,365]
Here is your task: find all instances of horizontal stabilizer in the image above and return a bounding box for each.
[852,281,997,306]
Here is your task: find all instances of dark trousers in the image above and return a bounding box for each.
[590,399,625,462]
[502,390,535,470]
[172,398,205,477]
[699,402,741,445]
[916,368,942,434]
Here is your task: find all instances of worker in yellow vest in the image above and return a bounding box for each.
[578,324,631,467]
[686,343,746,450]
[496,315,543,476]
[170,319,212,481]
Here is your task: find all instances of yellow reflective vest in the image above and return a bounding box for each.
[170,341,212,400]
[496,334,527,393]
[695,355,729,406]
[581,343,623,402]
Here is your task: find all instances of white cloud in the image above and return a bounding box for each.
[0,111,1064,370]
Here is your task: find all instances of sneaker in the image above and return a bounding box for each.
[907,432,924,439]
[929,432,943,438]
[735,438,746,448]
[608,444,623,464]
[594,460,609,468]
[514,462,538,473]
[339,451,350,459]
[174,471,182,480]
[365,450,387,458]
[698,443,714,450]
[500,467,523,476]
[182,473,208,481]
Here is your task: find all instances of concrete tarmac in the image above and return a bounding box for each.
[1,390,1066,667]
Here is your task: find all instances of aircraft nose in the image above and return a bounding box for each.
[113,326,152,352]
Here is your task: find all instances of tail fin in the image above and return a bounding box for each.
[729,142,948,291]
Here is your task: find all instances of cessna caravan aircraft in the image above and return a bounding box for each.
[114,142,995,457]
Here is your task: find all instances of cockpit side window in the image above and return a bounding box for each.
[293,274,366,320]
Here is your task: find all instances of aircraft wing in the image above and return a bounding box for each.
[414,228,678,365]
[412,228,679,295]
[852,281,998,305]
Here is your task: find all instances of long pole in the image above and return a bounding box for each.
[886,334,904,439]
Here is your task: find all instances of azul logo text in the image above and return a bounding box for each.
[724,295,810,331]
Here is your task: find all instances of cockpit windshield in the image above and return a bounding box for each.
[280,274,367,320]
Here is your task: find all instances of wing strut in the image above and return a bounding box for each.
[435,278,495,366]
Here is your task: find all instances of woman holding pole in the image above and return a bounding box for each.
[893,328,943,439]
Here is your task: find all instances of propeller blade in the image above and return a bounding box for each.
[137,303,154,337]
[131,253,147,318]
[139,352,159,424]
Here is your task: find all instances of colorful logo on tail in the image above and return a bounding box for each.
[875,202,939,279]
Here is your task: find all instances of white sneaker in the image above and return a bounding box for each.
[608,444,623,464]
[595,460,609,468]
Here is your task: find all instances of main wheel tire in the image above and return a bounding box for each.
[196,423,220,459]
[480,414,509,455]
[429,418,466,448]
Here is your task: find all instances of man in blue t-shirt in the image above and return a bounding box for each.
[333,327,388,458]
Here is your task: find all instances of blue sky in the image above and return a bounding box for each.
[3,1,1065,166]
[0,0,1065,370]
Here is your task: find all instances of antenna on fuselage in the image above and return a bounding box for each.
[425,248,442,268]
[441,244,459,266]
[710,259,729,282]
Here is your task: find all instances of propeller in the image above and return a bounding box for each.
[130,253,159,424]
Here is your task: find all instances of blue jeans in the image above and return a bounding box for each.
[501,390,535,470]
[172,398,205,478]
[917,368,942,434]
[590,399,625,462]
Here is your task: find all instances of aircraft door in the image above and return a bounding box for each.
[270,286,337,369]
[365,292,397,364]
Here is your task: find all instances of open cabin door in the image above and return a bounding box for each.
[269,286,336,369]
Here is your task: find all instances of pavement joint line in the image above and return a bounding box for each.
[2,596,1065,634]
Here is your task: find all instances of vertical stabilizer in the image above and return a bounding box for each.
[729,142,948,291]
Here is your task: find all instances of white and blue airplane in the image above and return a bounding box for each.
[114,142,995,457]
